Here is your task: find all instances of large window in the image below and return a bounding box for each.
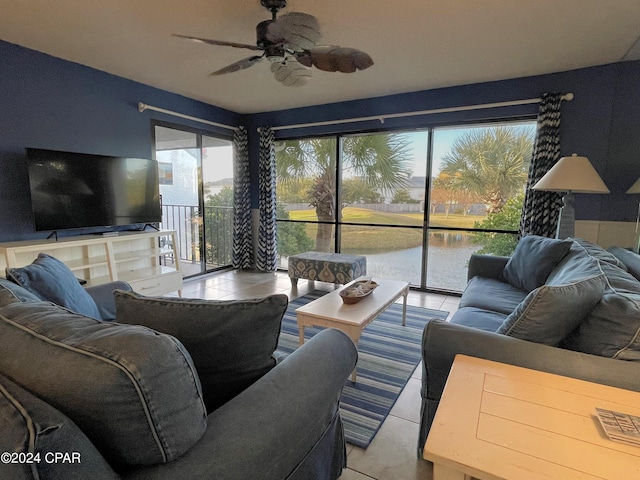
[275,121,535,292]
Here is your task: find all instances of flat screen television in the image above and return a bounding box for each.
[26,148,162,232]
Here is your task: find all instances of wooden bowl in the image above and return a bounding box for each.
[339,280,378,304]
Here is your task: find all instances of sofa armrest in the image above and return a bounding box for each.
[85,282,132,321]
[467,254,509,281]
[124,328,358,480]
[418,319,640,455]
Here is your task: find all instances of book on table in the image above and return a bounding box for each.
[596,408,640,447]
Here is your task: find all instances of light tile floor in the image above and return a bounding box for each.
[179,269,461,480]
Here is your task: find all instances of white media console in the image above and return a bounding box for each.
[0,229,182,296]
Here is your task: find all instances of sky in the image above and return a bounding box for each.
[190,119,538,190]
[403,121,536,179]
[198,126,486,186]
[203,145,234,183]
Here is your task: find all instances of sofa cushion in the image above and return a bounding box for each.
[546,244,602,285]
[6,253,101,319]
[608,246,640,281]
[0,301,207,466]
[0,277,40,307]
[0,372,118,480]
[570,237,628,269]
[449,307,507,332]
[501,235,572,292]
[459,276,528,315]
[562,257,640,360]
[496,272,606,345]
[114,290,288,413]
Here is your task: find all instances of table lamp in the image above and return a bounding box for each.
[626,177,640,253]
[532,154,610,239]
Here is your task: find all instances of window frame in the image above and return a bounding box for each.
[275,116,536,292]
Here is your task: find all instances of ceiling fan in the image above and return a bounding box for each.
[173,0,374,86]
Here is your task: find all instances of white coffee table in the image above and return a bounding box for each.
[295,276,409,382]
[423,355,640,479]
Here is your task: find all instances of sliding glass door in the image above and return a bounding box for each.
[154,124,234,276]
[275,120,535,292]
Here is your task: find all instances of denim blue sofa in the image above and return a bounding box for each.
[0,257,357,480]
[419,236,640,456]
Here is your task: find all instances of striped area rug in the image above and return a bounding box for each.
[275,290,449,448]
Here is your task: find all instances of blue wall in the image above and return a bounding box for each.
[0,40,244,241]
[249,61,640,223]
[2,37,639,242]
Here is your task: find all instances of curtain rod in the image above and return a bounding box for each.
[269,93,574,132]
[137,102,238,131]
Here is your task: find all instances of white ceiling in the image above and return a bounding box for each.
[1,0,640,114]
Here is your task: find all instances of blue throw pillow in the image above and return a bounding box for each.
[497,273,606,345]
[5,253,101,319]
[501,235,573,292]
[114,290,288,413]
[0,301,206,466]
[0,277,40,307]
[0,372,119,480]
[608,246,640,281]
[561,258,640,359]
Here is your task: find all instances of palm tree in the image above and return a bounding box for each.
[276,134,412,251]
[439,126,534,214]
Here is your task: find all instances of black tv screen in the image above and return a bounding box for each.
[26,148,161,232]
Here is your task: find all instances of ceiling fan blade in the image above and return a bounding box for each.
[210,55,264,76]
[298,46,374,73]
[173,34,261,51]
[270,57,312,86]
[266,12,322,51]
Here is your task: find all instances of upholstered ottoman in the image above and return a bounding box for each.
[288,251,367,286]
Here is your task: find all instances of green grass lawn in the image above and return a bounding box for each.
[286,207,486,252]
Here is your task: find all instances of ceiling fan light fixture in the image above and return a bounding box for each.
[265,45,286,62]
[271,58,311,86]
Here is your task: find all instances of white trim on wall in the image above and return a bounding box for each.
[575,220,636,249]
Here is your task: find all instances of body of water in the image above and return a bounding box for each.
[280,233,483,293]
[365,242,481,292]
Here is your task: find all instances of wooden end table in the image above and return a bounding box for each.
[423,355,640,479]
[295,276,409,382]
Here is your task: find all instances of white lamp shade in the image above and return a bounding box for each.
[626,177,640,194]
[532,154,610,193]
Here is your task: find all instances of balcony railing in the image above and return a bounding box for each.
[160,204,233,271]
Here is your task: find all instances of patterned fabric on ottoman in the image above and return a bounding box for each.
[288,251,367,285]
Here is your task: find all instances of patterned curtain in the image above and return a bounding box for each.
[232,126,253,269]
[520,93,565,237]
[256,127,278,272]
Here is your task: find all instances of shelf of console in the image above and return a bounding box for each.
[113,247,175,264]
[124,270,183,297]
[0,230,182,296]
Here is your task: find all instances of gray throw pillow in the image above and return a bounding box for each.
[497,273,606,345]
[501,235,573,292]
[6,253,101,319]
[0,277,40,307]
[114,290,288,413]
[561,259,640,360]
[608,246,640,281]
[0,373,119,480]
[0,301,206,466]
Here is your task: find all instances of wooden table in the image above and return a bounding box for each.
[295,276,409,382]
[423,355,640,480]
